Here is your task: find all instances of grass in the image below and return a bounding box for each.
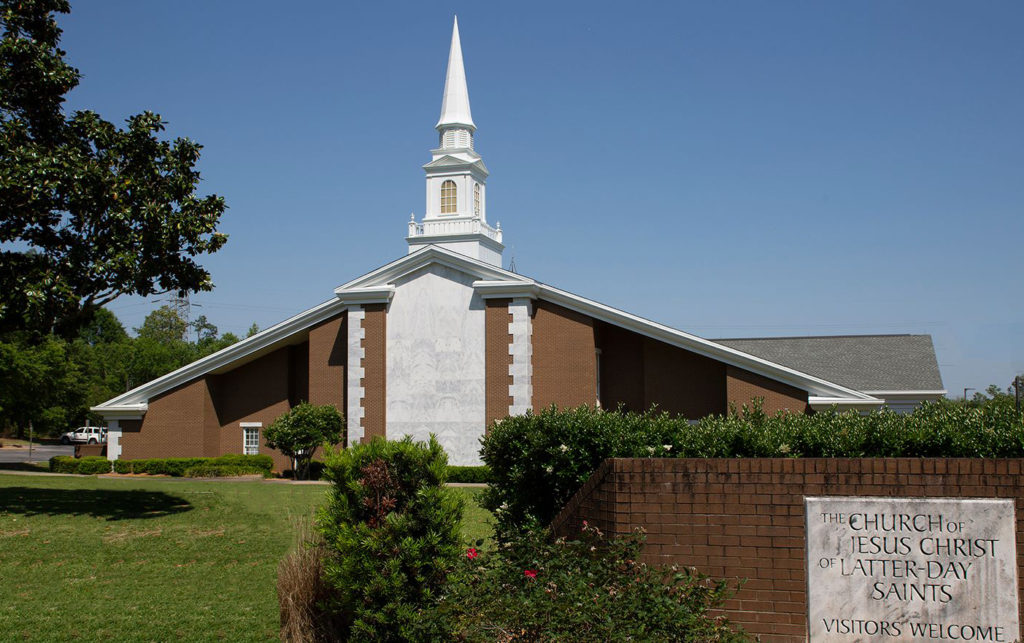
[0,474,493,642]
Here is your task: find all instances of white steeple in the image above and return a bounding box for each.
[436,16,475,133]
[407,16,504,267]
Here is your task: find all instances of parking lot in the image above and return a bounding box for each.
[0,443,74,463]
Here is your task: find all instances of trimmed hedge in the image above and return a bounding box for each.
[49,455,111,475]
[182,465,267,478]
[446,465,492,484]
[481,399,1024,535]
[113,454,274,477]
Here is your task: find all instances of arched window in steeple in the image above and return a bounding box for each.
[441,180,457,214]
[473,183,481,216]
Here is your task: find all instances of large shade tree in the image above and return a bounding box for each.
[0,0,227,338]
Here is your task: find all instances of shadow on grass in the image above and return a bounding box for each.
[0,462,49,473]
[0,487,193,521]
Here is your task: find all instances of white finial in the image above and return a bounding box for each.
[436,16,475,132]
[410,213,415,221]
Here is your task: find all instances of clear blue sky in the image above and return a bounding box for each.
[58,1,1023,399]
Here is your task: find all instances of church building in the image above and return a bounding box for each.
[92,19,945,469]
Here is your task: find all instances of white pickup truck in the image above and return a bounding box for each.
[59,426,107,445]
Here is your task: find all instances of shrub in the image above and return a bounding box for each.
[49,455,110,474]
[437,523,747,642]
[481,401,1024,536]
[445,465,491,483]
[49,455,75,473]
[112,455,274,476]
[265,403,344,480]
[318,436,464,641]
[182,465,267,478]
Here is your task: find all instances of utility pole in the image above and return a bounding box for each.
[28,420,33,463]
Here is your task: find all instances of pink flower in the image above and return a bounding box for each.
[524,569,537,579]
[466,548,478,560]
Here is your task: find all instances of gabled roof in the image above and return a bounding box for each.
[339,247,878,405]
[713,335,945,394]
[94,245,881,417]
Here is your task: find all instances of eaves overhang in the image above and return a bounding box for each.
[473,280,539,299]
[532,283,878,402]
[808,397,885,411]
[91,297,349,415]
[333,285,395,304]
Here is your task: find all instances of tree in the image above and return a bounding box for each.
[0,332,86,436]
[264,403,344,479]
[0,0,227,338]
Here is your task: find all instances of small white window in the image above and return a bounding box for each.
[473,183,481,216]
[243,426,260,455]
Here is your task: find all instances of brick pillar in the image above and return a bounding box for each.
[361,303,387,440]
[485,298,513,428]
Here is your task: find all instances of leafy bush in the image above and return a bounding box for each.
[113,455,274,476]
[318,436,464,641]
[265,402,343,479]
[437,523,747,642]
[49,455,110,474]
[445,465,492,483]
[182,465,267,478]
[482,401,1024,535]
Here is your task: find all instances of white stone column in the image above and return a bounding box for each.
[105,419,121,461]
[347,306,366,444]
[508,298,533,416]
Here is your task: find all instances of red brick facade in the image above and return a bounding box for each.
[113,296,819,469]
[532,300,597,410]
[361,303,387,440]
[551,458,1024,643]
[485,298,513,428]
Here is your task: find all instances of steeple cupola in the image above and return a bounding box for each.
[407,17,504,266]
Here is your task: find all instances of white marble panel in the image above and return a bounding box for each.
[346,307,365,444]
[508,298,533,416]
[386,264,486,465]
[806,496,1019,642]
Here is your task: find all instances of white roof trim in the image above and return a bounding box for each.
[338,245,528,291]
[862,390,947,397]
[91,297,348,414]
[532,283,878,401]
[333,285,395,304]
[93,245,882,419]
[473,280,540,299]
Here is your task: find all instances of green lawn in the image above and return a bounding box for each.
[0,473,492,642]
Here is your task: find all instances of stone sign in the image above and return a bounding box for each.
[805,497,1019,642]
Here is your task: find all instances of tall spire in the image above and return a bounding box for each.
[408,16,503,266]
[436,16,475,132]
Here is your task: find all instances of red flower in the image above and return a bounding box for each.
[524,569,537,579]
[466,548,478,560]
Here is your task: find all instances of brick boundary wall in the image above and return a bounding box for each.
[550,458,1024,643]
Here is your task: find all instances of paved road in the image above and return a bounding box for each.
[0,444,74,463]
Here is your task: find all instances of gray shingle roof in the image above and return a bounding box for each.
[713,334,944,393]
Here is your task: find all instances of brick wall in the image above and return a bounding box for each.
[362,303,387,440]
[551,458,1024,643]
[485,298,513,428]
[726,365,808,414]
[119,380,215,460]
[532,300,596,410]
[308,312,345,411]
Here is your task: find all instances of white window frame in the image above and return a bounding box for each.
[241,422,262,455]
